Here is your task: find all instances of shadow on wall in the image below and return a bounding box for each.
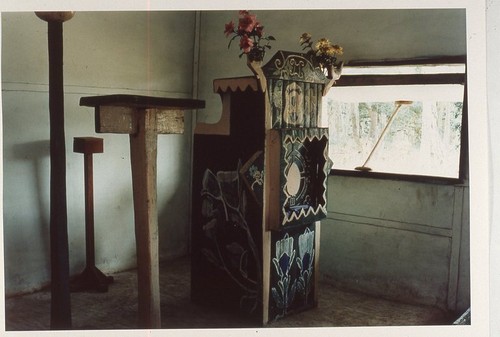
[12,139,51,244]
[7,140,51,293]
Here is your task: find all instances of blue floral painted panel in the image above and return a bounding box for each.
[270,223,316,321]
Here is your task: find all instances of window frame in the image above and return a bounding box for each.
[327,57,468,185]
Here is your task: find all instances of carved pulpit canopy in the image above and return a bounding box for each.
[250,50,342,95]
[262,50,332,84]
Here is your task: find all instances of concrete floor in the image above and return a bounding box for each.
[5,256,455,331]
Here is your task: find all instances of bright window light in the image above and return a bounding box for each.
[322,69,465,179]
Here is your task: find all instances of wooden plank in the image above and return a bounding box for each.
[332,168,464,185]
[335,73,465,87]
[155,109,184,134]
[80,94,205,110]
[96,106,185,135]
[264,130,281,231]
[346,56,466,67]
[129,109,161,328]
[96,106,136,134]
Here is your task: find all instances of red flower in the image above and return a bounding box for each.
[238,12,257,33]
[224,21,235,37]
[225,10,275,60]
[239,35,254,54]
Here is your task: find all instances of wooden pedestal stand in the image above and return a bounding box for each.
[71,137,114,292]
[80,94,205,328]
[35,11,75,330]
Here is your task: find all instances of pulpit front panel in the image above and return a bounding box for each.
[191,84,265,321]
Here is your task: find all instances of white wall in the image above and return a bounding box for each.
[2,11,197,295]
[322,177,469,311]
[197,9,469,311]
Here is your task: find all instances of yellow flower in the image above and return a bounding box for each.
[315,38,331,52]
[300,33,343,71]
[324,45,336,57]
[332,44,344,55]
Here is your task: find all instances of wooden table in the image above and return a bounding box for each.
[80,94,205,328]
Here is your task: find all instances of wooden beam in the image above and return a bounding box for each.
[346,55,466,67]
[335,73,465,87]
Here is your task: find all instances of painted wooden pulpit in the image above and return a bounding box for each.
[80,94,205,328]
[191,51,339,324]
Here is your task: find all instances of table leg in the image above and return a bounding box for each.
[129,109,161,328]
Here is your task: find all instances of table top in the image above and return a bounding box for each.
[80,94,205,110]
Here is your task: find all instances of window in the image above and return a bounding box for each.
[322,59,466,182]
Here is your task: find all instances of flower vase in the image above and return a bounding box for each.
[323,61,344,96]
[247,55,267,92]
[326,65,334,79]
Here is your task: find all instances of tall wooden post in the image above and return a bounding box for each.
[35,11,75,330]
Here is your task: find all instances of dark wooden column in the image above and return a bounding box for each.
[35,11,75,330]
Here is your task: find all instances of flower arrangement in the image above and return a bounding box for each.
[224,10,276,62]
[300,33,343,74]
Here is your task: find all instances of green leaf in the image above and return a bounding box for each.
[268,36,276,41]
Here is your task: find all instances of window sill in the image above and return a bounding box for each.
[330,169,465,186]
